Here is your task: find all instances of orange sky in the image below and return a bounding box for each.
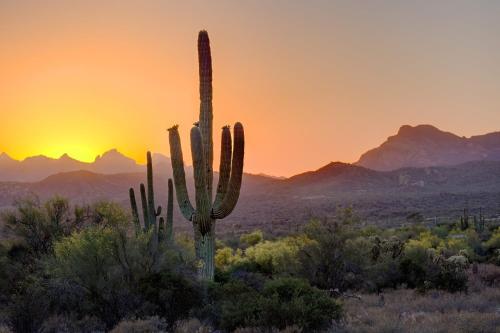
[1,1,500,176]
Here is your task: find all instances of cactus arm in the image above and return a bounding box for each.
[212,122,245,219]
[198,30,214,201]
[155,206,162,216]
[166,178,174,243]
[213,126,232,207]
[129,188,141,235]
[146,151,157,229]
[191,126,212,235]
[158,217,165,242]
[168,125,196,221]
[140,183,149,230]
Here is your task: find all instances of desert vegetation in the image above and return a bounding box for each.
[1,195,500,332]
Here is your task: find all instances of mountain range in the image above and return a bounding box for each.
[357,124,500,171]
[1,124,500,232]
[0,149,173,182]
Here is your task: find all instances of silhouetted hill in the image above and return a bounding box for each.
[356,125,500,171]
[287,162,381,185]
[1,160,500,234]
[0,149,168,182]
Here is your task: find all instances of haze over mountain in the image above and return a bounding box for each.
[0,149,169,182]
[3,124,500,182]
[356,125,500,171]
[1,123,500,233]
[1,158,500,234]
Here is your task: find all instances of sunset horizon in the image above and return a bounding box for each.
[2,1,500,177]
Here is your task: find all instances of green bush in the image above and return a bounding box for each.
[214,277,341,331]
[240,230,264,247]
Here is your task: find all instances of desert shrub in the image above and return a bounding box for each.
[2,196,68,256]
[400,245,468,292]
[1,196,129,259]
[44,225,199,329]
[173,318,213,333]
[475,263,500,287]
[212,277,341,331]
[40,315,105,333]
[110,316,168,333]
[6,276,51,333]
[243,236,312,275]
[355,236,405,291]
[240,230,264,247]
[134,271,202,325]
[45,226,130,327]
[335,288,500,333]
[297,217,356,291]
[484,227,500,253]
[216,236,312,276]
[258,277,341,331]
[215,247,243,272]
[431,225,449,238]
[90,201,130,229]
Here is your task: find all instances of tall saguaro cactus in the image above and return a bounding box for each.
[168,30,245,280]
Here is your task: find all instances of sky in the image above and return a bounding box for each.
[1,0,500,177]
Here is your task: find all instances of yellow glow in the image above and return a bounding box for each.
[1,1,500,176]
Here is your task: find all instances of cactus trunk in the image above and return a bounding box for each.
[198,223,216,279]
[168,31,245,280]
[140,183,149,231]
[129,188,141,236]
[165,179,174,243]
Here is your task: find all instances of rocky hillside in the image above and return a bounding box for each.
[356,125,500,171]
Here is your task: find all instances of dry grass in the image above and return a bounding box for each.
[333,271,500,333]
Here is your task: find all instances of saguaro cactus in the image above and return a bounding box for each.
[165,179,174,243]
[129,152,175,247]
[168,30,245,280]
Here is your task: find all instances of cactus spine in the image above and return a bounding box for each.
[168,31,245,280]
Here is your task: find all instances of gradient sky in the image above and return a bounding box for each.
[1,0,500,176]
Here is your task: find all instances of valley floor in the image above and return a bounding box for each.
[334,279,500,333]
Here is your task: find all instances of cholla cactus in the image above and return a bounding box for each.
[168,31,245,280]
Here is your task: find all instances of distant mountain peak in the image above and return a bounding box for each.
[357,124,500,171]
[59,153,77,161]
[23,154,55,162]
[394,124,460,142]
[94,148,128,161]
[0,152,14,161]
[398,124,439,136]
[0,149,144,181]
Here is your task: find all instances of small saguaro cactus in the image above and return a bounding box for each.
[129,151,174,245]
[168,30,245,280]
[460,208,469,230]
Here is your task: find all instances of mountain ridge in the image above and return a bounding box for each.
[0,149,167,182]
[3,124,500,181]
[356,124,500,171]
[1,160,500,233]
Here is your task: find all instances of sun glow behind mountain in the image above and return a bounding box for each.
[1,1,500,176]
